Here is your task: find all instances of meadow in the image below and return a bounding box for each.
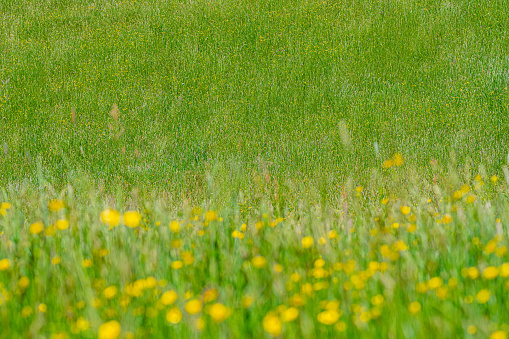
[0,0,509,338]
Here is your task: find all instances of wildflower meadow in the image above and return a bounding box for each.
[1,0,509,338]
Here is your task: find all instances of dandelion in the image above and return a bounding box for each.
[476,289,490,304]
[76,317,89,331]
[263,313,282,336]
[82,259,93,268]
[483,266,499,280]
[56,219,69,230]
[29,222,44,235]
[408,301,421,314]
[400,205,411,215]
[280,307,299,322]
[98,320,121,339]
[18,276,30,288]
[204,210,218,222]
[302,236,314,248]
[317,309,341,325]
[207,303,231,323]
[467,267,479,279]
[38,303,47,313]
[500,263,509,277]
[467,325,477,335]
[166,307,182,324]
[0,202,11,210]
[0,258,11,270]
[48,199,65,212]
[169,220,180,233]
[393,152,404,166]
[103,286,118,299]
[466,195,476,204]
[100,209,120,228]
[185,299,203,314]
[160,290,178,305]
[427,277,443,289]
[171,261,183,270]
[123,211,141,228]
[242,295,253,308]
[252,256,267,268]
[51,256,61,265]
[490,331,507,339]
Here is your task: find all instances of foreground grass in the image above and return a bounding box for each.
[1,162,509,338]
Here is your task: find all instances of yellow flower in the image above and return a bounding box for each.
[383,159,394,168]
[56,219,69,230]
[82,259,93,268]
[467,325,477,335]
[500,263,509,278]
[100,209,120,228]
[467,267,479,279]
[483,266,499,280]
[400,205,411,215]
[371,294,384,306]
[51,256,61,265]
[181,251,194,265]
[317,310,341,325]
[490,331,507,339]
[203,288,218,303]
[302,236,314,249]
[207,303,231,323]
[103,286,118,299]
[441,214,453,224]
[160,291,178,305]
[29,222,44,235]
[381,198,389,205]
[171,261,183,270]
[98,320,121,339]
[281,307,299,322]
[76,317,89,331]
[0,258,11,270]
[466,195,476,204]
[242,295,253,308]
[355,186,363,193]
[48,199,65,212]
[0,202,12,210]
[252,256,267,268]
[169,220,180,233]
[123,211,141,228]
[476,289,490,304]
[38,303,47,313]
[185,299,203,314]
[18,276,30,289]
[408,301,421,314]
[427,277,443,289]
[393,152,404,166]
[205,210,218,222]
[263,313,282,336]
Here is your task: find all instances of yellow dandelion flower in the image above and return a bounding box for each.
[123,211,141,228]
[381,198,389,205]
[51,256,61,265]
[103,286,118,299]
[181,251,194,265]
[38,303,47,313]
[427,277,443,290]
[242,295,253,308]
[169,220,180,233]
[0,258,11,270]
[76,317,89,331]
[263,313,282,337]
[467,267,479,279]
[29,222,44,235]
[466,195,476,204]
[207,303,231,323]
[335,321,347,332]
[204,210,218,222]
[317,309,341,325]
[82,259,93,268]
[171,261,183,270]
[328,230,338,239]
[100,209,120,228]
[18,276,30,288]
[500,263,509,278]
[185,299,203,314]
[48,199,65,212]
[441,214,453,224]
[483,266,499,280]
[160,290,178,305]
[203,288,218,303]
[302,236,314,249]
[476,289,490,304]
[280,307,299,322]
[408,301,421,314]
[98,320,121,339]
[252,256,267,268]
[383,159,394,168]
[0,202,12,210]
[400,205,411,215]
[467,325,477,335]
[393,152,404,166]
[490,331,507,339]
[56,219,69,230]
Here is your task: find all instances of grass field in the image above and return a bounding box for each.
[1,0,509,338]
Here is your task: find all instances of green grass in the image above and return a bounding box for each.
[1,0,509,338]
[1,0,508,194]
